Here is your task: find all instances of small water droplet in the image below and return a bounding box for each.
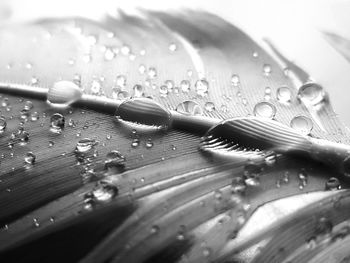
[195,79,209,97]
[33,218,40,227]
[133,84,144,98]
[90,79,102,95]
[176,100,203,116]
[253,101,276,119]
[169,43,177,52]
[121,45,130,55]
[148,67,157,79]
[87,181,118,205]
[277,86,292,103]
[231,177,247,194]
[290,115,313,135]
[138,64,146,74]
[204,102,215,112]
[180,80,191,93]
[0,117,6,133]
[131,138,140,148]
[231,74,240,87]
[104,47,115,60]
[24,101,33,111]
[253,51,258,58]
[146,139,154,149]
[24,152,36,164]
[48,141,54,147]
[31,76,39,85]
[116,75,126,88]
[105,150,126,169]
[50,113,65,133]
[159,85,168,97]
[263,64,272,76]
[298,170,308,190]
[30,112,39,121]
[76,138,96,153]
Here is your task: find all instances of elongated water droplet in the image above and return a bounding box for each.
[47,81,82,108]
[253,101,276,119]
[50,113,65,133]
[176,100,203,116]
[290,115,313,135]
[298,82,327,106]
[277,86,292,103]
[105,150,126,169]
[24,152,36,164]
[115,98,171,130]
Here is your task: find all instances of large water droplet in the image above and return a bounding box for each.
[253,101,276,119]
[47,81,82,108]
[90,79,102,95]
[116,75,126,88]
[24,152,36,164]
[277,86,292,103]
[176,100,203,116]
[169,42,177,52]
[290,115,313,135]
[115,98,171,130]
[195,79,209,97]
[50,113,65,133]
[105,150,126,169]
[298,82,326,106]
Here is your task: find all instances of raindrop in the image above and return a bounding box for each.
[133,84,144,98]
[138,64,146,74]
[204,102,215,112]
[104,47,115,60]
[131,138,140,148]
[105,150,126,169]
[148,67,157,79]
[169,43,177,52]
[76,138,96,153]
[253,51,258,58]
[325,177,341,190]
[165,80,175,92]
[159,85,168,97]
[231,74,240,87]
[195,79,209,97]
[24,152,36,164]
[50,113,65,133]
[0,117,6,133]
[88,181,118,204]
[263,64,272,76]
[24,101,33,111]
[115,98,171,130]
[290,115,313,135]
[30,112,39,121]
[116,75,126,88]
[145,139,154,149]
[298,82,326,106]
[277,86,292,103]
[298,170,308,190]
[253,101,276,119]
[180,80,191,93]
[176,100,203,116]
[231,177,247,194]
[90,79,102,95]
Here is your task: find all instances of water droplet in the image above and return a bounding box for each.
[91,79,102,95]
[47,81,82,108]
[133,84,144,98]
[146,139,154,149]
[176,101,203,116]
[117,91,129,100]
[0,117,6,133]
[325,177,341,190]
[115,98,171,130]
[131,138,140,148]
[263,64,272,76]
[24,152,36,164]
[315,217,333,236]
[298,170,308,190]
[290,115,313,135]
[116,75,126,88]
[24,101,33,111]
[244,163,262,186]
[180,80,191,93]
[50,113,65,133]
[231,177,247,194]
[48,141,54,147]
[195,79,209,97]
[159,85,168,97]
[231,74,240,87]
[105,150,126,169]
[88,181,118,205]
[204,102,215,112]
[253,51,258,58]
[138,64,146,74]
[277,86,292,103]
[169,43,177,52]
[121,45,130,55]
[148,67,157,79]
[76,138,96,153]
[31,76,39,85]
[33,218,40,227]
[298,82,326,106]
[253,101,276,119]
[104,47,115,60]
